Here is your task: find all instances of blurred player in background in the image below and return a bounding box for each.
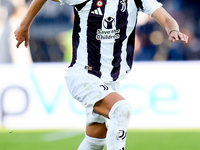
[14,0,188,149]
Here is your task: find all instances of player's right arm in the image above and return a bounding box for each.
[14,0,48,48]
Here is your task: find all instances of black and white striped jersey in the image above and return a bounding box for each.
[61,0,162,82]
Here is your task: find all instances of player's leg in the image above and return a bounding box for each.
[86,123,107,138]
[65,68,131,150]
[78,123,107,150]
[94,92,132,150]
[65,69,108,150]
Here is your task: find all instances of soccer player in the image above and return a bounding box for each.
[14,0,188,149]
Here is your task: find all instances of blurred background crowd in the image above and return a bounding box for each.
[0,0,200,64]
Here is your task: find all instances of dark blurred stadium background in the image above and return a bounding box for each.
[0,0,200,63]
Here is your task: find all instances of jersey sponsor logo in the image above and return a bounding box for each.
[96,28,120,40]
[91,7,103,15]
[103,17,115,29]
[96,17,121,40]
[99,84,109,90]
[120,0,127,12]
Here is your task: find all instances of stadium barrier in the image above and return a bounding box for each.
[0,61,200,129]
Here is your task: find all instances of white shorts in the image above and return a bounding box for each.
[65,67,120,126]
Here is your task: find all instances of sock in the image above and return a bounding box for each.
[106,100,132,150]
[78,134,106,150]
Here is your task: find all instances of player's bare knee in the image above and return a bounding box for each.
[86,123,107,138]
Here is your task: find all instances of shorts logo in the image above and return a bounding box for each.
[100,84,108,90]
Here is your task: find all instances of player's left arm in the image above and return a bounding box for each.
[152,7,188,43]
[51,0,60,2]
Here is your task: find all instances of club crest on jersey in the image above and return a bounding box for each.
[96,0,103,7]
[120,0,127,12]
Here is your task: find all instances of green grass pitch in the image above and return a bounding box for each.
[0,129,200,150]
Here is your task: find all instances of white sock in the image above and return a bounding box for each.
[78,134,106,150]
[106,100,132,150]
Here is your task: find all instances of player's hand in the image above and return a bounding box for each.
[14,25,30,48]
[169,30,188,43]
